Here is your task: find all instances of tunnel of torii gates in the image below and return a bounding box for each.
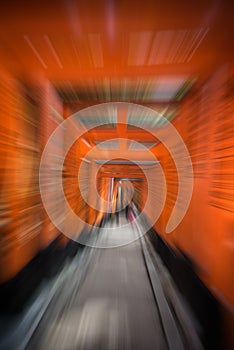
[0,1,233,348]
[0,74,233,348]
[64,107,154,227]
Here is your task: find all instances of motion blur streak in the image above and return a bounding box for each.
[0,1,233,350]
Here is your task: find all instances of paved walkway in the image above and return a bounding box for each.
[27,214,168,350]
